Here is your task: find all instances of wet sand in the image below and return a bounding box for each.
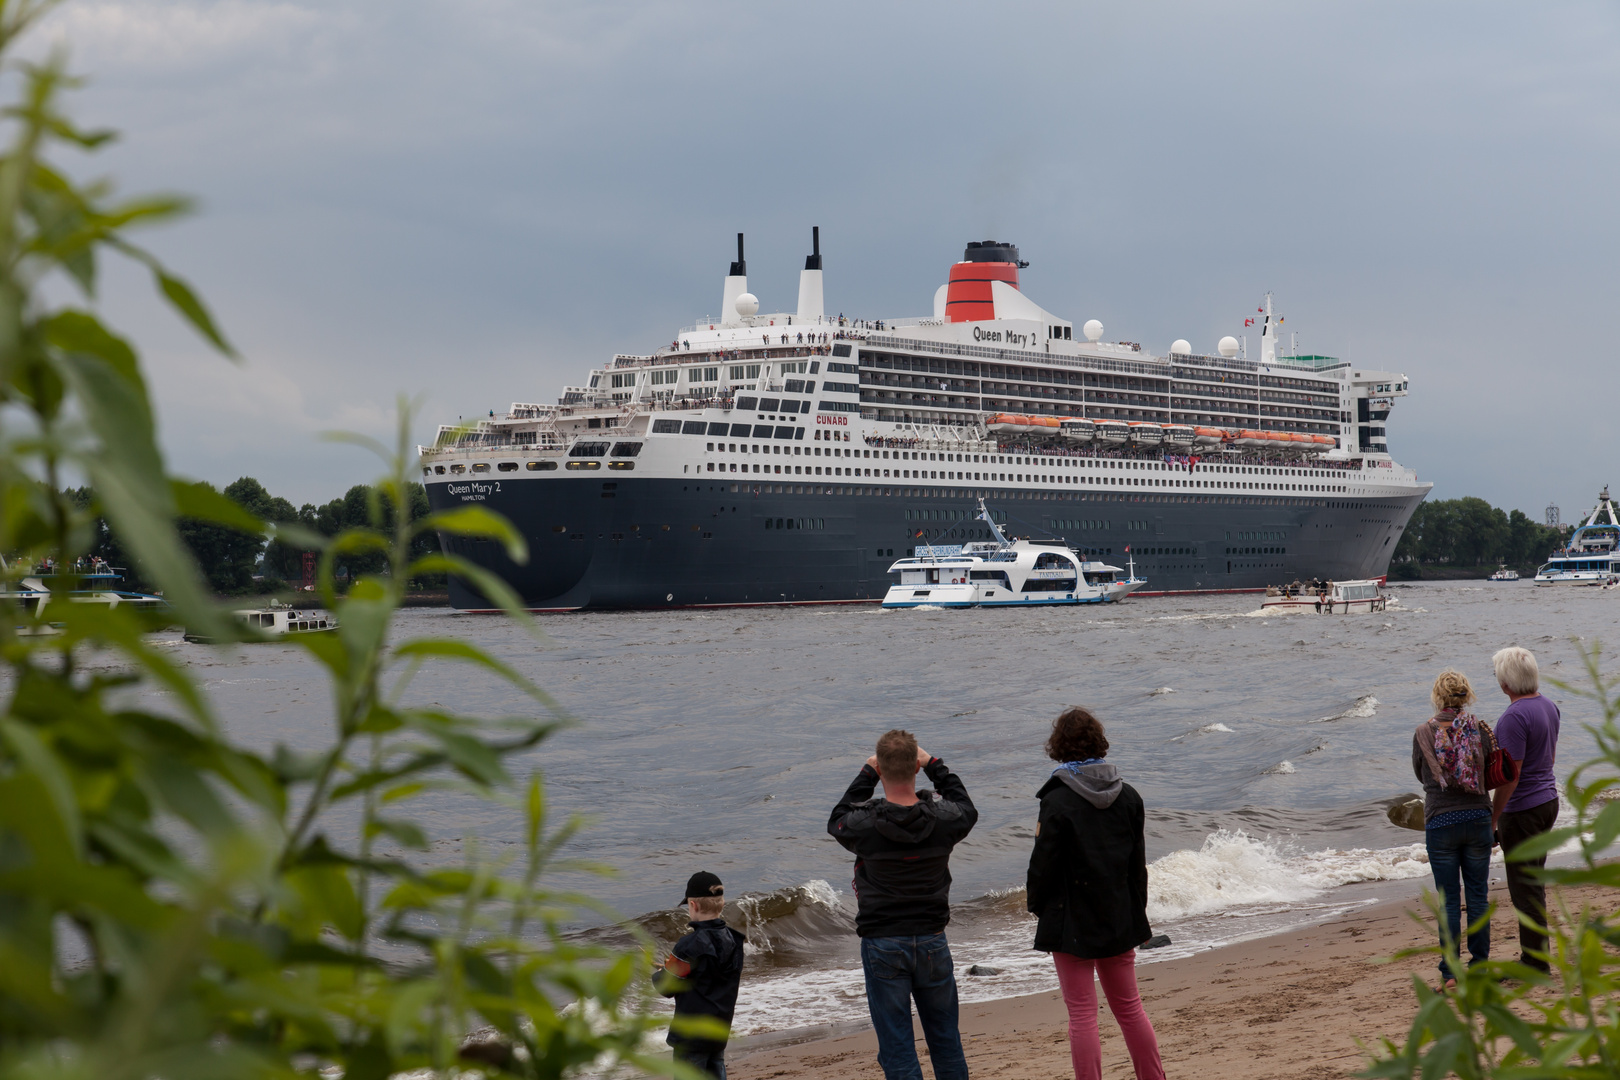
[732,880,1595,1080]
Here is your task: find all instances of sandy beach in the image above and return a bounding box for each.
[733,879,1598,1080]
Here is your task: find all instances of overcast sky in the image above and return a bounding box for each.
[35,0,1620,520]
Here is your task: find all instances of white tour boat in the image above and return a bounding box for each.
[1488,567,1520,582]
[184,601,338,643]
[881,500,1143,608]
[1534,487,1620,586]
[1259,578,1388,614]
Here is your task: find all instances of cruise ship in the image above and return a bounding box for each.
[421,232,1432,611]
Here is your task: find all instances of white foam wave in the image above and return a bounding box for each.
[1317,694,1379,722]
[1146,830,1429,922]
[1266,760,1296,774]
[1200,722,1234,733]
[1148,686,1176,695]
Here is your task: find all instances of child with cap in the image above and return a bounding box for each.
[653,871,746,1079]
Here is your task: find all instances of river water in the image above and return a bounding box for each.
[167,580,1606,1035]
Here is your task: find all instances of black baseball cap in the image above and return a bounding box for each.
[683,871,724,903]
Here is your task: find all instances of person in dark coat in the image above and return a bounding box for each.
[652,872,746,1079]
[1027,707,1164,1080]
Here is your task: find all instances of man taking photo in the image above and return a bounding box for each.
[828,730,978,1080]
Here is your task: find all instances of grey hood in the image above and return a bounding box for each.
[1055,762,1123,808]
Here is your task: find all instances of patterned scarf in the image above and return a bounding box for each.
[1053,757,1105,777]
[1430,709,1485,793]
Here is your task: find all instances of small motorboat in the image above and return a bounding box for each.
[1488,567,1520,582]
[185,601,339,643]
[1260,579,1388,614]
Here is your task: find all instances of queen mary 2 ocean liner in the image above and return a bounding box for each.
[420,232,1431,611]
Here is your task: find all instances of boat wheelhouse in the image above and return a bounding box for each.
[1535,488,1620,586]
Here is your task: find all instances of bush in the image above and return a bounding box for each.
[0,7,666,1077]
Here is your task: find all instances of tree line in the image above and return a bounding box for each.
[70,477,443,595]
[1392,496,1568,569]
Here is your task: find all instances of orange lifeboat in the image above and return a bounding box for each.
[1311,434,1337,449]
[1288,433,1317,452]
[1192,426,1227,446]
[1027,416,1062,435]
[1235,429,1268,448]
[987,413,1024,434]
[1263,431,1296,452]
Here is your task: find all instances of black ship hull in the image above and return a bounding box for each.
[428,476,1425,611]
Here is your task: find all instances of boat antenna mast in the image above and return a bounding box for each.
[976,498,1011,551]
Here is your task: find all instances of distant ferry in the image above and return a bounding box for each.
[880,500,1142,608]
[1535,488,1620,586]
[422,231,1432,610]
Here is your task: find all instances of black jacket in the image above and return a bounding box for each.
[827,758,978,938]
[1026,763,1152,959]
[652,918,746,1051]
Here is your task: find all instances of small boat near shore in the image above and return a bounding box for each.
[1488,567,1520,582]
[1534,487,1620,586]
[184,601,338,643]
[1260,578,1388,614]
[881,500,1144,608]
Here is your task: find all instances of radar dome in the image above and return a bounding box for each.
[734,292,759,317]
[1171,339,1192,355]
[1218,335,1239,357]
[1082,319,1104,342]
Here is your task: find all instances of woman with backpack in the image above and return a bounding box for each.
[1412,669,1495,987]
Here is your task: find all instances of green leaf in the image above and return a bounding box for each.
[1506,825,1581,862]
[172,478,264,533]
[1589,799,1620,853]
[154,266,235,357]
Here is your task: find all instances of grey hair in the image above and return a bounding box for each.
[1492,646,1540,695]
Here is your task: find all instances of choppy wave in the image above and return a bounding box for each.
[1145,829,1428,922]
[1317,694,1380,722]
[1265,760,1296,774]
[632,880,854,964]
[1148,686,1176,695]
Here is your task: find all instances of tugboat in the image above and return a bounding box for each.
[1260,578,1389,614]
[1534,488,1620,586]
[881,500,1143,608]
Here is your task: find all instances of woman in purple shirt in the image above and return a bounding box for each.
[1490,646,1561,975]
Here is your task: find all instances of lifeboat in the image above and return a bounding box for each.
[1027,416,1062,436]
[1094,420,1130,445]
[1235,429,1268,448]
[987,413,1025,434]
[1060,418,1096,442]
[1192,426,1228,446]
[1161,424,1195,450]
[1311,434,1337,450]
[1263,431,1296,453]
[1288,432,1318,453]
[1128,422,1164,448]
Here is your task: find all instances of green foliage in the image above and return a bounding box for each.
[1363,642,1620,1078]
[1394,497,1566,570]
[0,12,669,1079]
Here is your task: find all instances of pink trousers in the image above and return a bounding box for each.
[1052,949,1165,1080]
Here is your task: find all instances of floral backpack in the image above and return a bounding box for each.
[1416,709,1487,794]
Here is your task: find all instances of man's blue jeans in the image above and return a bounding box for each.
[1426,816,1493,979]
[860,933,969,1080]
